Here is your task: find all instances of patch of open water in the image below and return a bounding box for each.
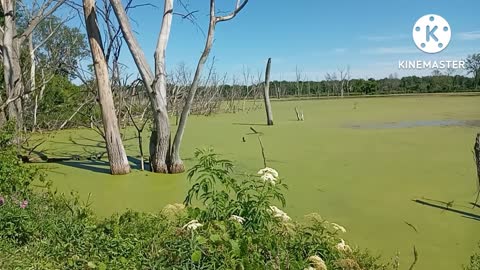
[345,119,480,129]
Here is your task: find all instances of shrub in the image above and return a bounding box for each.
[0,121,45,195]
[0,148,394,269]
[465,244,480,270]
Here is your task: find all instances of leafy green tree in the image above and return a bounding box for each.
[465,53,480,89]
[33,15,88,78]
[28,75,88,130]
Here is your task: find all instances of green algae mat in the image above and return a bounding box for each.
[35,95,480,269]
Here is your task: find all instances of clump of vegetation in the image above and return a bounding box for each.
[0,147,395,269]
[465,244,480,270]
[0,121,45,195]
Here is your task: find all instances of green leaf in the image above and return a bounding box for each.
[191,250,202,263]
[230,239,240,256]
[98,262,107,270]
[209,234,222,243]
[196,235,207,245]
[87,261,96,268]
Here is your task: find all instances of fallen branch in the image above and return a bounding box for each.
[258,136,267,168]
[408,246,418,270]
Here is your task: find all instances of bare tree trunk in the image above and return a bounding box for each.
[109,0,173,173]
[474,133,480,207]
[28,36,36,94]
[1,0,24,130]
[126,105,148,171]
[263,58,273,125]
[170,0,248,173]
[29,35,39,130]
[170,7,216,173]
[0,97,5,126]
[150,0,174,173]
[83,0,130,175]
[0,0,66,130]
[0,93,6,126]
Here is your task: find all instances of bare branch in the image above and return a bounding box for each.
[18,0,67,44]
[215,0,248,22]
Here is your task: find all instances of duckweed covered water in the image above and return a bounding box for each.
[35,95,480,270]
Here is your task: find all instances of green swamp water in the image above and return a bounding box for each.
[35,95,480,269]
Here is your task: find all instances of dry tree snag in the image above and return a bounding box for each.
[83,0,130,175]
[126,104,149,171]
[295,107,304,121]
[474,133,480,207]
[170,0,249,173]
[0,0,66,130]
[1,0,24,129]
[263,58,273,126]
[110,0,173,173]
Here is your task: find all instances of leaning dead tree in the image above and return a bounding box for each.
[170,0,249,173]
[263,58,273,125]
[83,0,131,175]
[294,107,304,121]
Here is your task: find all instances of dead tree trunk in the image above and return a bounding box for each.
[1,0,24,130]
[126,105,148,171]
[0,96,5,126]
[170,0,249,173]
[169,5,216,173]
[295,107,304,121]
[0,0,66,130]
[83,0,130,175]
[263,58,273,126]
[29,35,39,130]
[474,133,480,207]
[110,0,173,173]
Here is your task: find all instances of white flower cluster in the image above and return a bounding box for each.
[258,167,279,185]
[229,215,246,224]
[162,203,185,215]
[269,205,291,222]
[331,222,347,233]
[336,239,352,253]
[182,220,203,231]
[304,255,328,270]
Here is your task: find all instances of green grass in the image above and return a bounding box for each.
[34,95,480,269]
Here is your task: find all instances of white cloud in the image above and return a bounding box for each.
[362,47,418,55]
[360,34,409,42]
[457,31,480,41]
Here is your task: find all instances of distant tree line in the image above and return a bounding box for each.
[220,73,479,100]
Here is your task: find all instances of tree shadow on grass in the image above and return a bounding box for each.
[413,199,480,221]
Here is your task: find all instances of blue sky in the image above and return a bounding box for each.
[82,0,480,81]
